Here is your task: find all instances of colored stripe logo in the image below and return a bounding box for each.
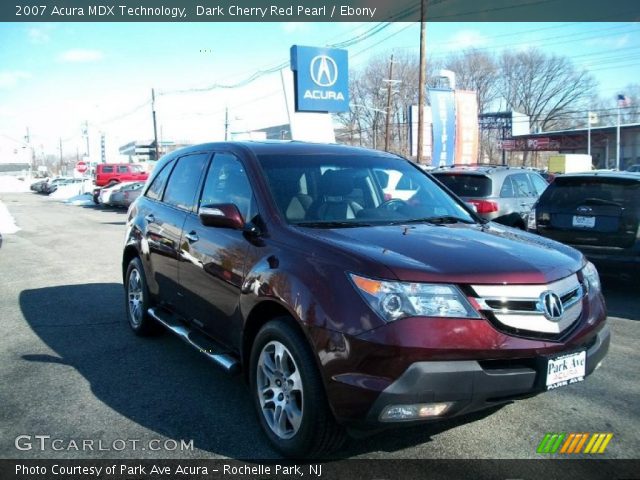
[537,433,613,454]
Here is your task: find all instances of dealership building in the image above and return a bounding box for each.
[509,123,640,170]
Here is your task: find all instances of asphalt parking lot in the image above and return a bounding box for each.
[0,192,638,460]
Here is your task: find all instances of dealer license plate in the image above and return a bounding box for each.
[546,351,586,390]
[572,215,595,228]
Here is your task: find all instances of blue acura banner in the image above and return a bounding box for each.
[290,45,349,113]
[429,88,456,166]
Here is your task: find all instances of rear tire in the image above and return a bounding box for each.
[124,257,160,336]
[250,318,346,458]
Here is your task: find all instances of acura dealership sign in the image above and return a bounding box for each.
[290,45,349,113]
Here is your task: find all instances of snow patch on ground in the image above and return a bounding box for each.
[0,201,20,234]
[0,176,30,193]
[49,181,93,201]
[66,193,94,206]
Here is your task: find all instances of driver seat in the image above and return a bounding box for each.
[307,169,363,221]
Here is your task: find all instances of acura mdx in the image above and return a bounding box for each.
[122,141,609,457]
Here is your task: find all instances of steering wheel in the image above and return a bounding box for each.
[378,198,409,211]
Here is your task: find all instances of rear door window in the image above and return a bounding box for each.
[117,165,129,173]
[511,173,535,197]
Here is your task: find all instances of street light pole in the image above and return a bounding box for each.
[416,0,427,164]
[151,88,159,161]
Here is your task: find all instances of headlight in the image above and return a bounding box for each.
[583,262,601,294]
[350,273,481,322]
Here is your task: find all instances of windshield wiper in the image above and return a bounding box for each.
[295,221,373,228]
[390,216,474,225]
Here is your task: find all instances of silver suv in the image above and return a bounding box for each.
[431,166,549,229]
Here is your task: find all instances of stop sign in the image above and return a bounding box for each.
[76,161,88,174]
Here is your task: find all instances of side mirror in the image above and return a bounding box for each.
[199,204,244,229]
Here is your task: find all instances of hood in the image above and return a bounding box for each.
[299,222,583,285]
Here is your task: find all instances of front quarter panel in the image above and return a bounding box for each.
[239,241,389,337]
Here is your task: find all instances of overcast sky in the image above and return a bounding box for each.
[0,21,638,161]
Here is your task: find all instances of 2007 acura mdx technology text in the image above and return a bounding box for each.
[122,141,609,457]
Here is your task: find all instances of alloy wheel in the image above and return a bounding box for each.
[256,340,304,440]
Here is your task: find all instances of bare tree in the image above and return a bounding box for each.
[337,52,422,154]
[439,49,499,113]
[497,49,597,132]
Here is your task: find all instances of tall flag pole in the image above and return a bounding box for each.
[616,94,631,170]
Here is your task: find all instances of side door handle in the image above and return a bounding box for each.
[144,214,155,223]
[184,231,199,243]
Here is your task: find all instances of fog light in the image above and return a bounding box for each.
[380,402,452,422]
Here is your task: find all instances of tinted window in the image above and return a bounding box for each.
[163,154,210,211]
[432,173,492,197]
[542,177,640,210]
[200,153,255,221]
[145,159,175,201]
[117,165,129,173]
[102,166,114,173]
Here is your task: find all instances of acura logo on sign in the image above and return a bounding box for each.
[310,55,338,87]
[540,291,564,321]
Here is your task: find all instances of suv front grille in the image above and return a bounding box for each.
[471,274,585,340]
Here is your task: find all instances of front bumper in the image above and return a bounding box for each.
[363,323,610,424]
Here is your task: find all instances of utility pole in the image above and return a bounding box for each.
[82,121,89,157]
[384,54,394,152]
[25,127,36,175]
[151,88,159,161]
[416,0,427,164]
[225,107,229,141]
[59,138,63,175]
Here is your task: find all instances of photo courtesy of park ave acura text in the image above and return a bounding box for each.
[0,0,639,478]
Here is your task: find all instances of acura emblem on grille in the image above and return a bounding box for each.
[540,291,564,321]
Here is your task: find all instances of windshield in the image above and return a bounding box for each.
[258,154,475,227]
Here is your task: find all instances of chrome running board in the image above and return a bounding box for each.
[148,307,240,375]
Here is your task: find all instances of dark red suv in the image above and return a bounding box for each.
[122,142,609,457]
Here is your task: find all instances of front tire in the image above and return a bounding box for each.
[124,257,159,336]
[250,318,346,457]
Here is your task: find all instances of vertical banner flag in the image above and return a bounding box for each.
[408,105,432,162]
[428,88,456,166]
[454,90,479,165]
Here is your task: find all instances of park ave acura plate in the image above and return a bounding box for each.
[546,350,586,390]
